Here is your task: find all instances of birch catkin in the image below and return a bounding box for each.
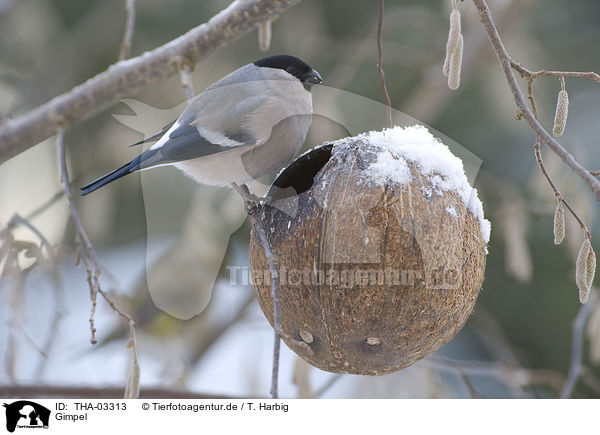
[124,356,141,399]
[443,50,451,77]
[553,89,569,137]
[586,247,596,297]
[553,201,565,245]
[258,20,272,52]
[576,238,596,304]
[448,34,463,90]
[447,9,461,56]
[443,8,461,77]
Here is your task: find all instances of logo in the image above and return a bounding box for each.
[3,401,50,433]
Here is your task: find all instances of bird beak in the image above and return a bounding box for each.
[303,69,323,85]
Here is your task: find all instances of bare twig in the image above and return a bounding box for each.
[0,190,65,241]
[534,137,590,237]
[236,184,282,399]
[119,0,136,60]
[250,210,282,398]
[5,214,65,379]
[188,292,255,365]
[57,128,139,387]
[523,68,593,303]
[93,288,140,398]
[4,239,24,383]
[7,214,53,254]
[0,0,303,164]
[15,323,47,358]
[376,0,393,128]
[581,367,600,395]
[57,126,101,344]
[560,294,595,398]
[471,0,600,201]
[425,356,565,395]
[525,78,590,236]
[510,61,600,83]
[314,374,343,398]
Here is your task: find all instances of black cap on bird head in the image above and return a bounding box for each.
[254,54,323,88]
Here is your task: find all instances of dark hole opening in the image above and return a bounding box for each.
[269,144,333,201]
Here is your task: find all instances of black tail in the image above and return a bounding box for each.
[81,155,144,195]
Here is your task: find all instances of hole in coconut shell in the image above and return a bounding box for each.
[366,337,381,346]
[295,329,321,357]
[299,329,314,344]
[268,144,333,201]
[360,337,383,354]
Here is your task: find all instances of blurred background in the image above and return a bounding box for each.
[1,0,600,398]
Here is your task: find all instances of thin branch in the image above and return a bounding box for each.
[15,322,47,358]
[5,214,65,379]
[250,211,282,399]
[376,0,393,128]
[534,137,590,237]
[3,234,26,383]
[314,374,343,398]
[524,71,590,238]
[119,0,136,60]
[235,184,282,399]
[425,356,565,394]
[95,288,139,399]
[57,128,139,388]
[471,0,600,201]
[0,190,64,241]
[0,0,303,165]
[581,367,600,395]
[526,76,588,236]
[188,292,255,365]
[511,61,600,83]
[560,295,595,398]
[7,214,53,254]
[57,126,101,344]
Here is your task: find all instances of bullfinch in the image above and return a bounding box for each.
[81,55,322,196]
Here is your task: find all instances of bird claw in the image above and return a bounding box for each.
[232,183,270,213]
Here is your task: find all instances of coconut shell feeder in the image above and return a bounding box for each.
[249,126,490,375]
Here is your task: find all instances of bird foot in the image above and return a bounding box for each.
[232,183,270,213]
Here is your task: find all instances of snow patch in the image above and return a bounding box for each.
[446,205,458,218]
[331,125,491,244]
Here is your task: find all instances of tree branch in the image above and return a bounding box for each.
[249,208,282,399]
[471,0,600,201]
[523,77,591,238]
[560,293,595,398]
[0,0,301,165]
[510,61,600,83]
[57,127,101,345]
[58,128,140,396]
[426,356,565,395]
[376,0,393,128]
[119,0,136,60]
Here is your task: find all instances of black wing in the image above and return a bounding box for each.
[81,123,241,195]
[128,119,177,147]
